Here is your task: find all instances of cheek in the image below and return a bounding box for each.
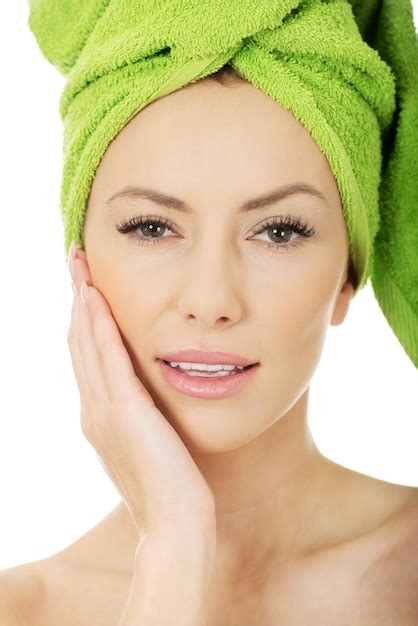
[90,237,339,369]
[259,273,335,381]
[88,259,157,365]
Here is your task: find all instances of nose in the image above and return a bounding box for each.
[176,246,244,329]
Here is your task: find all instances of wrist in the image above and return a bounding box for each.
[135,521,216,566]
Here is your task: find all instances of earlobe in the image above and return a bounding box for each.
[330,280,354,327]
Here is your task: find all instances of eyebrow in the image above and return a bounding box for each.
[105,182,329,213]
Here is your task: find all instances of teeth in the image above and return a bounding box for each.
[179,370,234,377]
[168,361,246,372]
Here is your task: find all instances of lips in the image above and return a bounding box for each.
[156,358,260,399]
[156,348,258,367]
[160,360,254,374]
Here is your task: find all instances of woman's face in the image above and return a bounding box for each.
[83,77,353,452]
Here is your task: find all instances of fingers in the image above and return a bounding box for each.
[72,254,155,410]
[66,248,152,526]
[73,257,110,406]
[67,288,90,406]
[84,285,151,408]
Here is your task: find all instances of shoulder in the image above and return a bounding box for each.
[379,492,418,558]
[0,564,44,625]
[365,499,418,622]
[380,500,418,580]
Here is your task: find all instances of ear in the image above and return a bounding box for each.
[330,279,354,327]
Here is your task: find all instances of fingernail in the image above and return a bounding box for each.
[80,280,90,304]
[67,240,76,281]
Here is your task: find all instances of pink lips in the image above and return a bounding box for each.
[156,359,260,399]
[156,348,257,367]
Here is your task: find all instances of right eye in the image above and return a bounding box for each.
[116,215,178,246]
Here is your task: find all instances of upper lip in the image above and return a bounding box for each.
[157,348,258,367]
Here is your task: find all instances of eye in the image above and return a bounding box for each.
[115,212,316,252]
[250,214,316,252]
[115,215,177,246]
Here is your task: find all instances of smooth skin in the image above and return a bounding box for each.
[70,256,217,624]
[69,255,216,534]
[1,74,418,625]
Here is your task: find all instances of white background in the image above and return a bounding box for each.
[0,2,417,570]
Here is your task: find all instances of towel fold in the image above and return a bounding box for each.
[28,0,418,367]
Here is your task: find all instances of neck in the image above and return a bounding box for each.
[60,387,418,586]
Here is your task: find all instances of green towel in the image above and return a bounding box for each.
[27,0,418,368]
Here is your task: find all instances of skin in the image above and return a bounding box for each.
[78,76,418,594]
[4,75,418,624]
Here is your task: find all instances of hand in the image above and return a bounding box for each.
[67,246,215,538]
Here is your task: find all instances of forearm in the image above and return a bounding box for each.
[118,523,216,626]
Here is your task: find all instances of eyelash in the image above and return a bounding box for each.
[115,213,316,252]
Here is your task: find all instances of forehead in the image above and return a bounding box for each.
[93,80,339,206]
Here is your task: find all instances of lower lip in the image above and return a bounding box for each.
[156,359,260,399]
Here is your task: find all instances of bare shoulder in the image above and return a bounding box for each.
[0,563,43,625]
[379,497,418,574]
[0,551,133,626]
[365,496,418,623]
[362,489,418,569]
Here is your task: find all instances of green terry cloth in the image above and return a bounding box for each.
[27,0,418,368]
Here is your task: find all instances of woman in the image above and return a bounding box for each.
[1,1,417,624]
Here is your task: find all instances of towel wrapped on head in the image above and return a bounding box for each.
[27,0,418,367]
